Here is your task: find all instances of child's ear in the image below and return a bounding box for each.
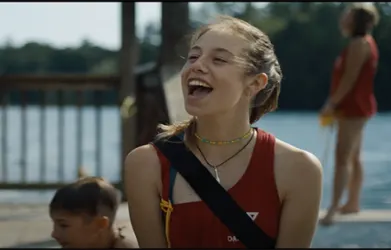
[94,216,110,230]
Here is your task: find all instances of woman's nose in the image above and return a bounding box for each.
[191,57,208,74]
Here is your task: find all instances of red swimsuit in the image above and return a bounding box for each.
[330,35,379,118]
[154,128,281,248]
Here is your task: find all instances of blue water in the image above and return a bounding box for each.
[1,107,390,209]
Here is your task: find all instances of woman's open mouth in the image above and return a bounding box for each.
[188,80,214,98]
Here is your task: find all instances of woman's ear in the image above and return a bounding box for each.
[248,73,268,98]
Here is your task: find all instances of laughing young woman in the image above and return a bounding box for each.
[125,16,323,248]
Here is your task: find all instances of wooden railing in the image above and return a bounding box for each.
[0,62,170,190]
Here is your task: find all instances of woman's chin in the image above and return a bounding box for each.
[184,105,204,117]
[185,102,217,117]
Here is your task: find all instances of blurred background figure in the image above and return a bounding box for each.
[319,3,380,226]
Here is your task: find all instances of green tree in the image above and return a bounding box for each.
[1,2,391,110]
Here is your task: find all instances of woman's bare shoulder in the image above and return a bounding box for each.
[124,143,162,193]
[125,144,161,177]
[125,143,160,164]
[274,138,323,199]
[274,138,321,169]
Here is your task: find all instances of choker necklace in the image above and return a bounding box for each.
[196,129,255,183]
[195,127,253,146]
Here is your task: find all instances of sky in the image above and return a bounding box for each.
[0,2,267,50]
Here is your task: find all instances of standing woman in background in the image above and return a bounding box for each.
[320,3,380,225]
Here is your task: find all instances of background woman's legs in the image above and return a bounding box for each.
[320,118,367,225]
[339,130,364,214]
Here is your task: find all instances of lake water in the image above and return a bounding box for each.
[1,107,390,209]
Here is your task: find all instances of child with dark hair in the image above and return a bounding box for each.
[49,177,137,248]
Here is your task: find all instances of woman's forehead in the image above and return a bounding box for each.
[190,29,247,55]
[190,45,234,57]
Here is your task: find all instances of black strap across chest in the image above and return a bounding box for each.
[153,135,276,249]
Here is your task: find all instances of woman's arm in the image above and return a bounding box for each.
[124,144,168,248]
[275,144,323,248]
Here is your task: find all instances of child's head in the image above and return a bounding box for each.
[49,177,120,248]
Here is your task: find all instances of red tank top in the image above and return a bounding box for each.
[154,129,281,248]
[330,35,378,118]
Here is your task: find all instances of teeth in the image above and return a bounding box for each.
[188,80,212,88]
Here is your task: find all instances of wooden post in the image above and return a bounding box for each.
[160,2,190,81]
[119,2,137,200]
[159,3,190,123]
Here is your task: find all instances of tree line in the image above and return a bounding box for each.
[1,2,390,111]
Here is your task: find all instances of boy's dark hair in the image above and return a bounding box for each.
[49,177,120,224]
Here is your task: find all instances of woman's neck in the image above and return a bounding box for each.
[195,111,251,143]
[190,113,256,165]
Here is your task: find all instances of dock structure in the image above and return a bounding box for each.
[0,3,190,196]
